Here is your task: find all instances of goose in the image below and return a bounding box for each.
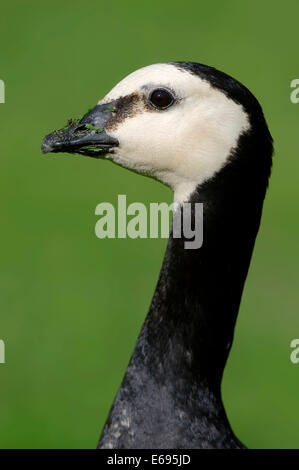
[42,62,273,449]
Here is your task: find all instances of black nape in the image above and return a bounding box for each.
[98,92,273,448]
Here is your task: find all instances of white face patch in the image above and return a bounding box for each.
[99,64,250,203]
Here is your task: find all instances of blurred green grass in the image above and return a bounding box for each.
[0,0,298,448]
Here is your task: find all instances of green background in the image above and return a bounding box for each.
[0,0,298,449]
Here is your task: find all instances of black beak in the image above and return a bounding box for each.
[41,101,119,158]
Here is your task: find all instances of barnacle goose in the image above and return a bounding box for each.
[42,62,273,449]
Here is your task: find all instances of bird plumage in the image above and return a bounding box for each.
[42,61,273,449]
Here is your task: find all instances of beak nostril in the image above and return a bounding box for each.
[74,123,103,134]
[74,124,88,134]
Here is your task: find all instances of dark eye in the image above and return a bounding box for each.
[148,89,174,110]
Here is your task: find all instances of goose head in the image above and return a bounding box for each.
[42,62,271,203]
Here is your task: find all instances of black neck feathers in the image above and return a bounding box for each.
[98,79,273,449]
